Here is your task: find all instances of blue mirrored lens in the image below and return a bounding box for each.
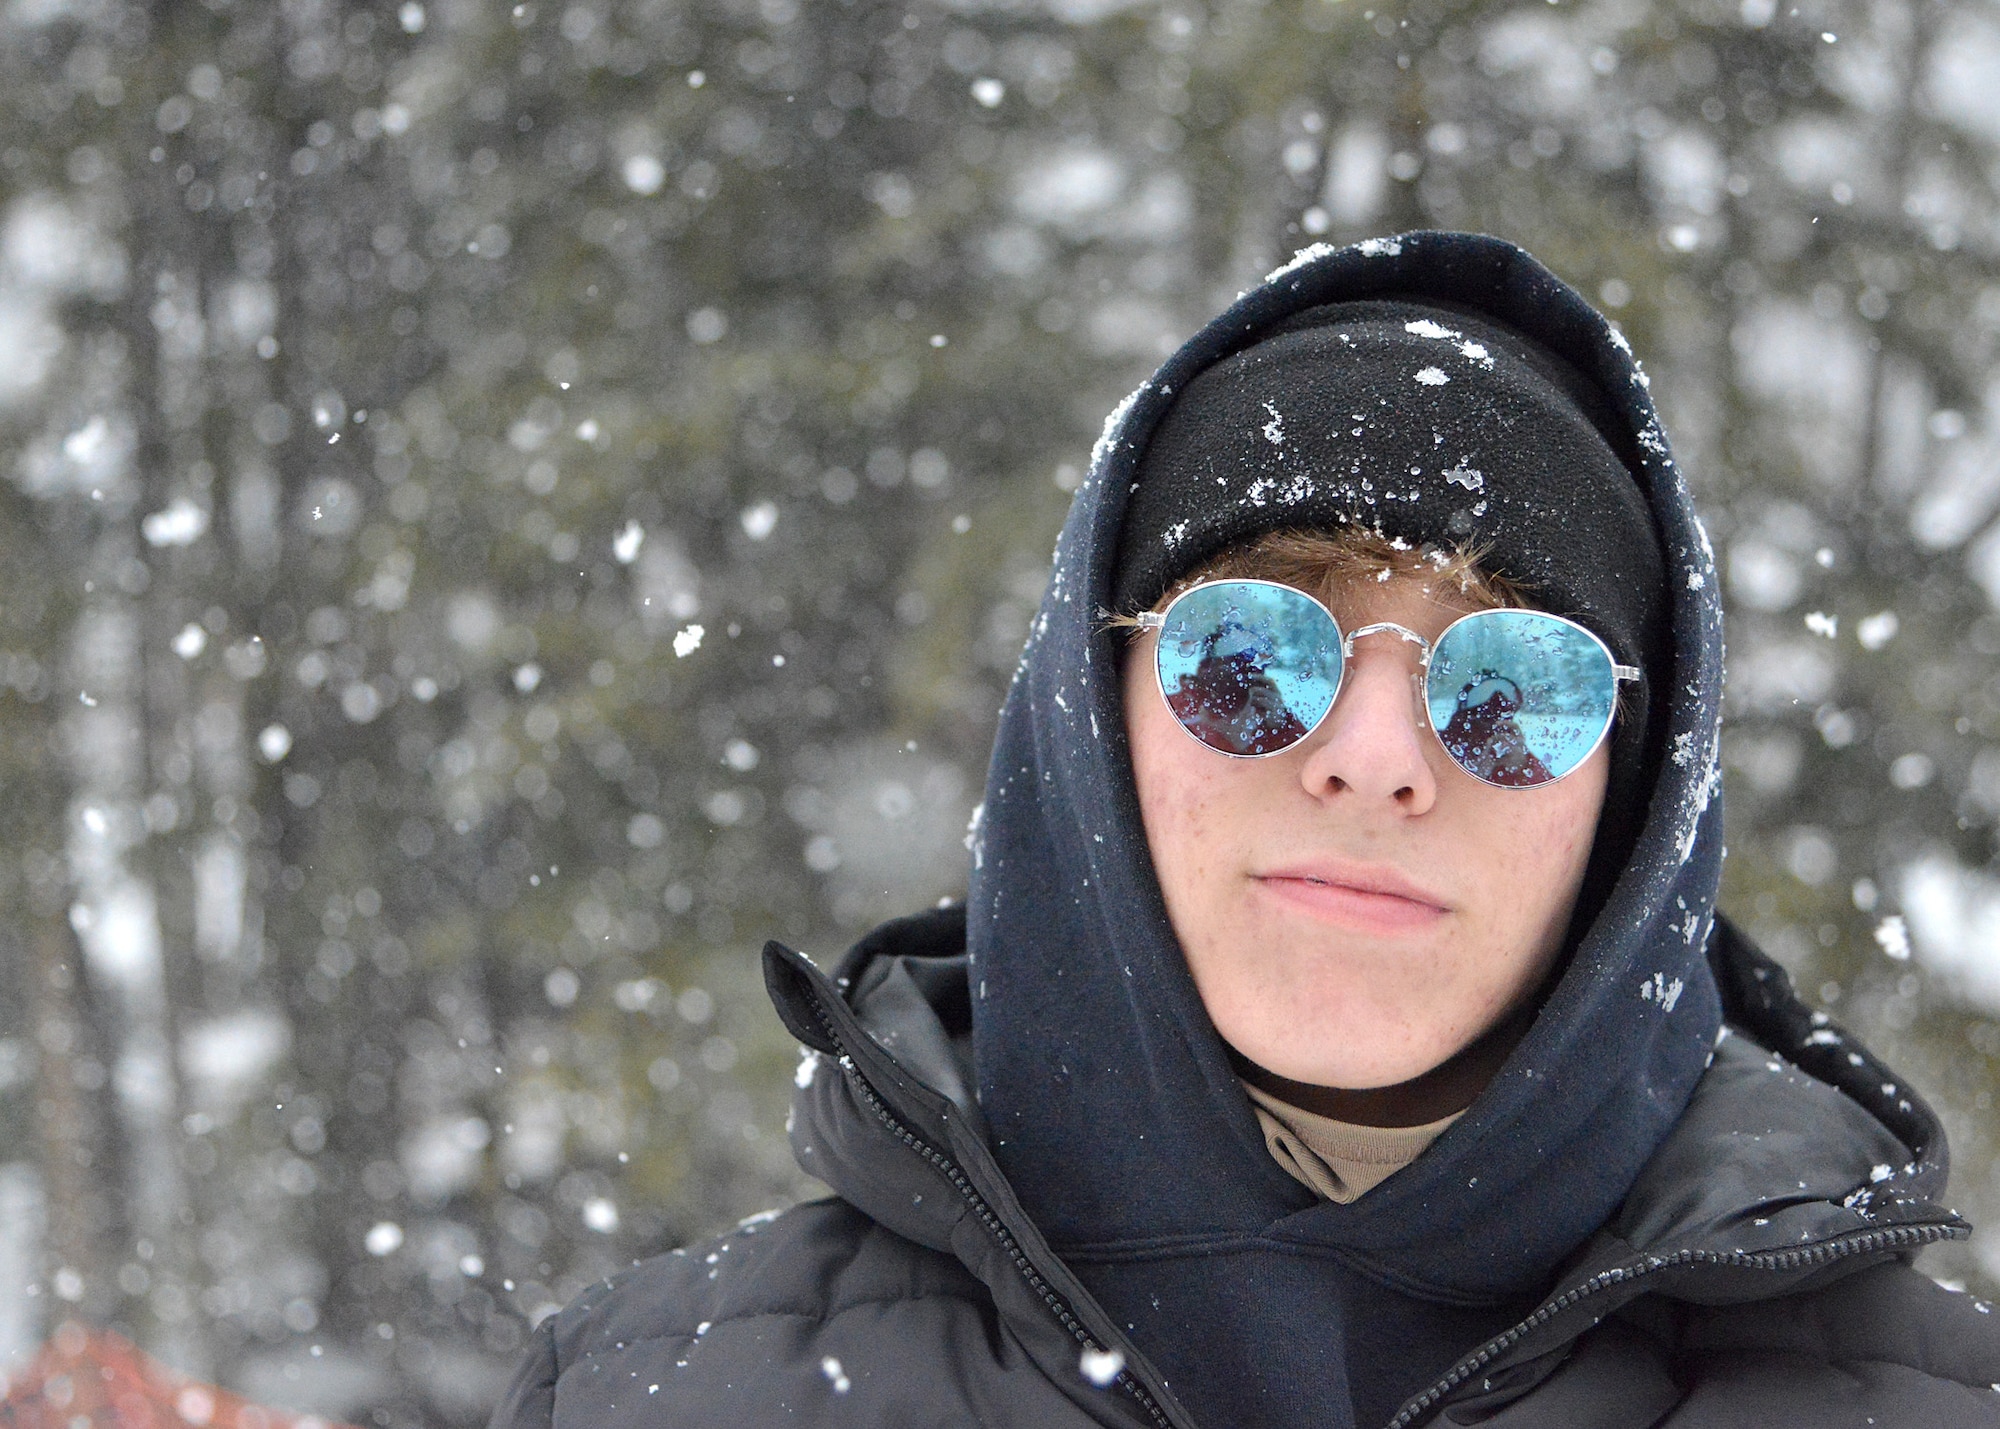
[1156,583,1342,756]
[1425,611,1617,786]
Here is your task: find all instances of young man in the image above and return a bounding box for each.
[490,234,2000,1427]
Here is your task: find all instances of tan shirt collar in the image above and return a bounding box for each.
[1242,1080,1463,1204]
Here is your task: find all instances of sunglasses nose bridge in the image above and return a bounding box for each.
[1340,621,1434,669]
[1324,622,1438,748]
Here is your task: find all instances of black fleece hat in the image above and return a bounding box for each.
[1114,299,1664,664]
[1113,297,1670,919]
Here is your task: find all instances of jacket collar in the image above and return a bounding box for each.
[762,908,1198,1428]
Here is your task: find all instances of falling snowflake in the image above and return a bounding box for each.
[1079,1346,1125,1387]
[1857,611,1899,650]
[171,624,207,659]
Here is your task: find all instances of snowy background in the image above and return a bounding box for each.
[5,0,2000,1422]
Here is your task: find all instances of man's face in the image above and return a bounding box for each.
[1122,572,1609,1093]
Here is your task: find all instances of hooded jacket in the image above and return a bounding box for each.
[488,233,2000,1428]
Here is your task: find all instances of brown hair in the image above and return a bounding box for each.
[1105,527,1530,629]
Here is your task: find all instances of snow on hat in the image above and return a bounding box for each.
[1112,298,1666,688]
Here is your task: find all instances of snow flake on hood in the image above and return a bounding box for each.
[1090,381,1149,476]
[1414,367,1450,386]
[1675,735,1723,866]
[964,800,985,870]
[1672,898,1707,945]
[1693,510,1717,563]
[1640,972,1686,1012]
[1267,237,1402,284]
[1264,242,1340,284]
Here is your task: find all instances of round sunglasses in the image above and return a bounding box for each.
[1135,579,1641,788]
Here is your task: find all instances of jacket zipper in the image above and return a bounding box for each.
[1387,1219,1963,1428]
[810,1002,1182,1429]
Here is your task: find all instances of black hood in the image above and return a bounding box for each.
[964,233,1732,1425]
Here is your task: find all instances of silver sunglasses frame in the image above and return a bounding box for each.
[1135,577,1641,788]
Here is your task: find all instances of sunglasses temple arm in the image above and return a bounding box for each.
[1613,664,1641,682]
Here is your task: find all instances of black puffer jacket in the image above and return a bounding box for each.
[488,908,2000,1428]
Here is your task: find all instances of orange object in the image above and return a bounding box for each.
[0,1323,359,1429]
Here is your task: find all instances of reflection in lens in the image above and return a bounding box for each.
[1426,612,1616,786]
[1156,583,1341,756]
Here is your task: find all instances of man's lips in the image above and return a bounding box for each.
[1252,861,1450,931]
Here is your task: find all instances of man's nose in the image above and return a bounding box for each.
[1295,649,1439,813]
